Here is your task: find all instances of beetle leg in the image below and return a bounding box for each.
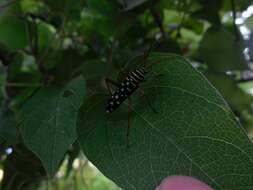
[126,97,133,148]
[139,90,158,113]
[105,78,120,95]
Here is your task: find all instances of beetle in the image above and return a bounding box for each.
[104,47,159,146]
[105,66,147,114]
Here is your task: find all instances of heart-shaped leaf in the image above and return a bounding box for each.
[78,53,253,190]
[19,76,86,176]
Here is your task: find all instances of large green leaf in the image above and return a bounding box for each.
[19,76,86,176]
[78,53,253,190]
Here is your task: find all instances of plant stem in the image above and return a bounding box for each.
[25,18,34,55]
[231,0,239,40]
[150,8,166,39]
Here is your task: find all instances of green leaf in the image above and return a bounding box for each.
[37,21,55,52]
[0,4,27,51]
[199,26,249,71]
[20,0,44,14]
[192,8,221,24]
[46,48,87,83]
[81,59,109,94]
[79,7,131,45]
[78,53,253,190]
[19,76,86,176]
[205,71,253,131]
[205,71,253,112]
[43,0,86,20]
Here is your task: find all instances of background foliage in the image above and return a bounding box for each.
[1,0,253,189]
